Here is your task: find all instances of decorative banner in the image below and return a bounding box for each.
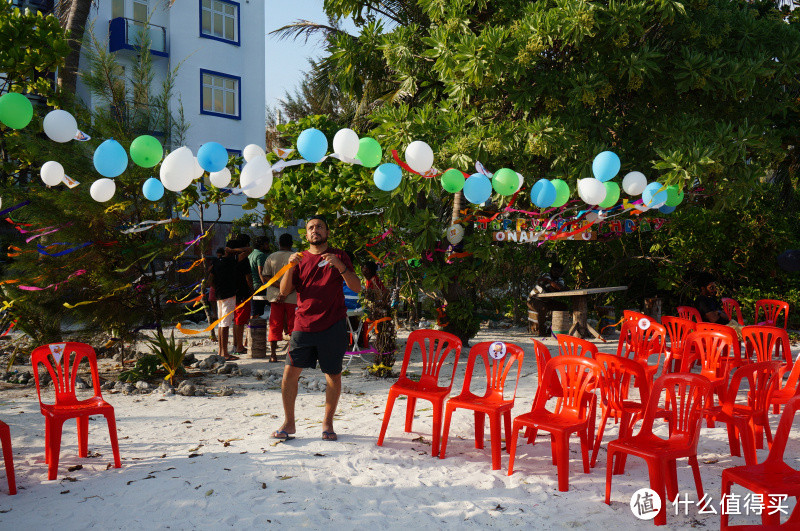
[62,174,80,188]
[493,229,596,242]
[74,130,91,141]
[485,217,667,242]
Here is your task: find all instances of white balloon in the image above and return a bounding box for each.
[41,161,65,186]
[160,147,195,192]
[240,156,273,198]
[446,224,464,245]
[90,178,116,202]
[622,171,647,195]
[209,167,232,188]
[332,129,360,159]
[404,141,434,174]
[43,110,78,143]
[515,172,524,192]
[577,178,607,205]
[193,156,204,179]
[243,144,266,162]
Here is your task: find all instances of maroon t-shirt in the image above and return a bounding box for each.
[291,248,353,332]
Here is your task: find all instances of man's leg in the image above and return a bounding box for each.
[218,326,229,357]
[270,341,279,362]
[233,323,244,352]
[278,364,303,435]
[322,372,342,435]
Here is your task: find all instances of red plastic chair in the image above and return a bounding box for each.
[556,334,598,359]
[755,299,789,329]
[623,310,650,322]
[616,319,667,383]
[0,421,16,495]
[661,316,696,373]
[440,341,524,470]
[528,339,562,444]
[31,342,121,480]
[591,353,650,469]
[742,325,792,371]
[605,373,712,526]
[722,298,745,326]
[677,305,702,323]
[706,361,782,465]
[770,352,800,414]
[697,322,745,373]
[680,330,734,407]
[720,395,800,529]
[377,329,462,457]
[507,356,602,492]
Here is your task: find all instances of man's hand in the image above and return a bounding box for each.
[288,252,303,265]
[322,253,347,274]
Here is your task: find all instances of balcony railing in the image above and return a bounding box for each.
[109,17,168,58]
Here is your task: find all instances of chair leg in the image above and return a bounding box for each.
[738,420,757,466]
[0,422,16,495]
[720,477,732,529]
[431,402,442,457]
[489,414,502,471]
[726,421,741,457]
[555,435,571,492]
[439,405,454,460]
[503,411,512,453]
[591,407,611,468]
[77,416,89,458]
[645,459,667,526]
[474,412,485,449]
[665,459,679,501]
[377,392,398,446]
[404,397,417,433]
[578,427,590,474]
[688,455,703,500]
[605,450,616,505]
[47,419,65,480]
[507,422,521,476]
[550,435,558,465]
[105,413,121,469]
[44,418,51,465]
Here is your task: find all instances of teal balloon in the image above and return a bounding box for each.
[197,142,228,172]
[142,177,164,201]
[665,185,684,207]
[0,92,33,129]
[551,179,570,207]
[592,151,621,182]
[373,163,402,191]
[659,205,676,214]
[642,182,668,207]
[93,139,128,177]
[530,179,556,208]
[598,181,621,208]
[297,128,328,163]
[463,173,492,204]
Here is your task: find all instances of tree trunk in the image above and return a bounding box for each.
[56,0,94,93]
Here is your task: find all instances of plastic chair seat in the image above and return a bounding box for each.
[723,462,800,497]
[514,409,585,432]
[609,432,695,462]
[391,378,451,398]
[446,394,514,413]
[40,397,114,416]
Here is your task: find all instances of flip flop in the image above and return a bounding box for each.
[223,354,239,361]
[272,430,294,440]
[321,431,338,441]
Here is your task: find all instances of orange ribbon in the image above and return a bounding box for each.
[366,316,391,336]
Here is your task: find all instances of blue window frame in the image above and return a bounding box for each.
[200,69,241,120]
[199,0,240,46]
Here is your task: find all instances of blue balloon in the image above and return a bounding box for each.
[642,182,668,207]
[142,177,164,201]
[659,204,676,214]
[373,163,402,191]
[197,142,228,173]
[463,173,492,204]
[93,139,128,177]
[530,179,556,208]
[297,128,328,163]
[592,151,621,182]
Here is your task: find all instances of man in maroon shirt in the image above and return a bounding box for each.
[272,215,362,442]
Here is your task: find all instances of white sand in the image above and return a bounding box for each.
[0,326,797,529]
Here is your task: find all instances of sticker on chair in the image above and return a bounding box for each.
[638,318,651,330]
[489,341,507,360]
[48,343,66,363]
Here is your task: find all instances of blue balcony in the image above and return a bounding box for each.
[109,17,168,58]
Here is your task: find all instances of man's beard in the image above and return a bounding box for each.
[309,235,328,245]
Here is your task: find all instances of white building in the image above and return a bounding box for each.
[75,0,266,224]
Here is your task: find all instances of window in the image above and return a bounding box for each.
[200,0,239,45]
[112,0,124,19]
[200,70,240,120]
[133,0,147,23]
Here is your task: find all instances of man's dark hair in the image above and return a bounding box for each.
[278,233,293,248]
[216,247,225,256]
[226,236,240,248]
[306,215,328,229]
[363,261,378,277]
[696,272,715,289]
[253,236,269,249]
[238,233,251,245]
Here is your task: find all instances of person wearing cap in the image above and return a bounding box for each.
[527,262,568,337]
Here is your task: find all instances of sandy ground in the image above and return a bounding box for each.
[0,325,797,529]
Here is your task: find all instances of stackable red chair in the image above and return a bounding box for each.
[770,352,800,414]
[754,299,789,329]
[527,339,562,444]
[440,341,524,470]
[680,330,734,409]
[742,325,792,371]
[677,306,703,323]
[616,319,667,383]
[507,356,602,492]
[0,420,16,495]
[377,330,462,457]
[605,373,712,526]
[623,310,650,322]
[31,342,121,480]
[706,361,782,465]
[722,298,745,326]
[661,316,696,373]
[696,322,745,373]
[720,395,800,529]
[556,334,598,359]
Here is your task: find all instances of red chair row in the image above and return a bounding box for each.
[680,298,789,329]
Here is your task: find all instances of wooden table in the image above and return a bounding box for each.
[531,286,628,339]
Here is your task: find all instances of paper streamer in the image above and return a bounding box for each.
[0,200,30,216]
[176,257,205,273]
[18,269,86,291]
[37,241,92,257]
[120,218,179,234]
[63,283,133,309]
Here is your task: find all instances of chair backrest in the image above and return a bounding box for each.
[677,306,703,323]
[764,395,800,466]
[398,329,462,389]
[532,338,562,399]
[31,342,102,406]
[681,330,733,380]
[616,319,666,366]
[640,373,712,445]
[556,334,598,359]
[595,353,650,413]
[755,299,789,329]
[742,325,791,368]
[696,322,742,364]
[723,361,782,418]
[533,356,602,420]
[661,316,696,358]
[623,310,649,322]
[721,298,745,326]
[458,341,524,402]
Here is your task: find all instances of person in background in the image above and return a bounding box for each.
[228,236,252,357]
[248,236,270,317]
[361,261,386,294]
[261,233,296,362]
[694,272,742,332]
[526,262,568,337]
[207,240,239,359]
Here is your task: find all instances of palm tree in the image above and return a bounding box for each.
[54,0,94,93]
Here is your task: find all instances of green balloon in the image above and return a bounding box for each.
[492,168,518,196]
[599,181,621,208]
[441,168,465,193]
[130,135,164,168]
[665,185,684,207]
[0,92,33,130]
[357,137,382,168]
[551,179,570,207]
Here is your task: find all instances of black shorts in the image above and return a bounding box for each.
[287,318,348,374]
